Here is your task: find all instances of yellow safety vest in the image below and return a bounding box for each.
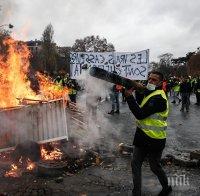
[136,90,169,139]
[68,88,77,95]
[173,84,180,92]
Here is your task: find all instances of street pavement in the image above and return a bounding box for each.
[48,93,200,196]
[0,94,200,196]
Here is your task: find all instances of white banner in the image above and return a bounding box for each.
[70,49,149,80]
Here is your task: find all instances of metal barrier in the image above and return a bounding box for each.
[0,99,68,152]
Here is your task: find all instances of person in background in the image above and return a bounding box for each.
[179,76,192,112]
[54,75,62,85]
[125,71,172,196]
[121,86,127,102]
[171,77,181,104]
[68,81,78,103]
[194,76,200,106]
[162,79,168,96]
[108,84,121,115]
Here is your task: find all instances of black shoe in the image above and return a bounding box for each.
[108,110,114,115]
[114,110,120,114]
[158,186,172,196]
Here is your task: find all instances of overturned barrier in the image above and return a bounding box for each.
[0,99,68,152]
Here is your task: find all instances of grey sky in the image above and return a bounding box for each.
[1,0,200,61]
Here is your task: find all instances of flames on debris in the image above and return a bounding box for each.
[0,37,68,108]
[4,143,63,178]
[4,158,36,178]
[0,37,70,177]
[2,141,100,178]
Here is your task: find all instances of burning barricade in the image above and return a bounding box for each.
[1,140,100,179]
[0,37,69,151]
[0,37,101,180]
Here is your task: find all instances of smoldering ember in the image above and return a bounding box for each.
[0,34,200,196]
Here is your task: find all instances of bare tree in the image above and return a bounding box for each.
[40,23,57,75]
[157,53,174,77]
[72,35,115,52]
[149,61,159,71]
[187,52,200,76]
[158,53,173,67]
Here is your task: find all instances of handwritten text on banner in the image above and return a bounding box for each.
[70,49,149,80]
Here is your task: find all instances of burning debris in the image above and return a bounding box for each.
[3,141,65,178]
[0,36,103,193]
[4,158,36,178]
[0,37,70,153]
[0,37,69,109]
[41,146,63,161]
[4,163,21,178]
[0,139,101,179]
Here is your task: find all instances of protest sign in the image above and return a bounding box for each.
[70,49,149,80]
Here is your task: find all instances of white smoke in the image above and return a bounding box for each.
[0,0,17,25]
[0,106,33,150]
[73,69,122,152]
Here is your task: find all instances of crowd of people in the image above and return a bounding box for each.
[53,71,199,196]
[107,75,200,115]
[53,71,200,115]
[166,75,200,112]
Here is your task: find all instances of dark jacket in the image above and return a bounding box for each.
[180,81,192,93]
[194,79,200,92]
[126,87,167,152]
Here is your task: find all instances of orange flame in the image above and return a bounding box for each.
[4,157,36,178]
[0,37,37,107]
[0,37,68,108]
[41,146,63,160]
[26,158,36,170]
[4,163,22,178]
[36,72,68,100]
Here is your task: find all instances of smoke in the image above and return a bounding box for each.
[75,69,122,152]
[0,107,32,149]
[0,0,17,25]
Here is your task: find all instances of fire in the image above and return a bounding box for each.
[26,158,36,170]
[0,37,37,108]
[41,146,63,160]
[4,157,36,178]
[4,163,21,178]
[0,37,68,108]
[36,72,68,100]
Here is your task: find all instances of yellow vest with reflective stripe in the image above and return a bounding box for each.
[68,88,77,95]
[173,84,180,92]
[136,90,169,139]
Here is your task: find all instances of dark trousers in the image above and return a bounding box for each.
[110,92,119,111]
[181,93,190,111]
[131,146,168,196]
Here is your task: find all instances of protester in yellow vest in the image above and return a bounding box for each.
[171,78,181,104]
[125,71,172,196]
